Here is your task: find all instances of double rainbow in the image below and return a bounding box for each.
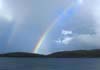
[33,0,82,54]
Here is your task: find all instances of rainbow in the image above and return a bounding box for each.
[33,0,82,54]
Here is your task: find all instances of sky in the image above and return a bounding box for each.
[0,0,100,55]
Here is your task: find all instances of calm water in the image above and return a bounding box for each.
[0,58,100,70]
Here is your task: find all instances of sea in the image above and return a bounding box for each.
[0,58,100,70]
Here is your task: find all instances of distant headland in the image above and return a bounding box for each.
[1,49,100,58]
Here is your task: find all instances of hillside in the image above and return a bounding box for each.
[48,49,100,58]
[0,49,100,58]
[0,52,45,57]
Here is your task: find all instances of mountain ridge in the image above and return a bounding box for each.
[1,49,100,58]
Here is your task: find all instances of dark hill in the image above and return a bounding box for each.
[0,52,45,57]
[48,49,100,58]
[1,49,100,58]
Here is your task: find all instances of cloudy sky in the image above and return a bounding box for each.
[0,0,100,55]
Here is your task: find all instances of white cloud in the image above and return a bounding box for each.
[55,39,62,44]
[61,30,72,35]
[0,11,13,22]
[55,30,73,45]
[62,37,73,45]
[55,36,73,45]
[0,0,3,9]
[0,0,13,22]
[77,0,83,5]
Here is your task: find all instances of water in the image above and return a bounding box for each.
[0,58,100,70]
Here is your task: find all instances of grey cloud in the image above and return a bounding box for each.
[4,0,32,22]
[68,34,100,50]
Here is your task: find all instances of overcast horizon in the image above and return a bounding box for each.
[0,0,100,55]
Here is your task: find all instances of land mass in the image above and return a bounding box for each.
[0,52,45,57]
[48,49,100,58]
[1,49,100,58]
